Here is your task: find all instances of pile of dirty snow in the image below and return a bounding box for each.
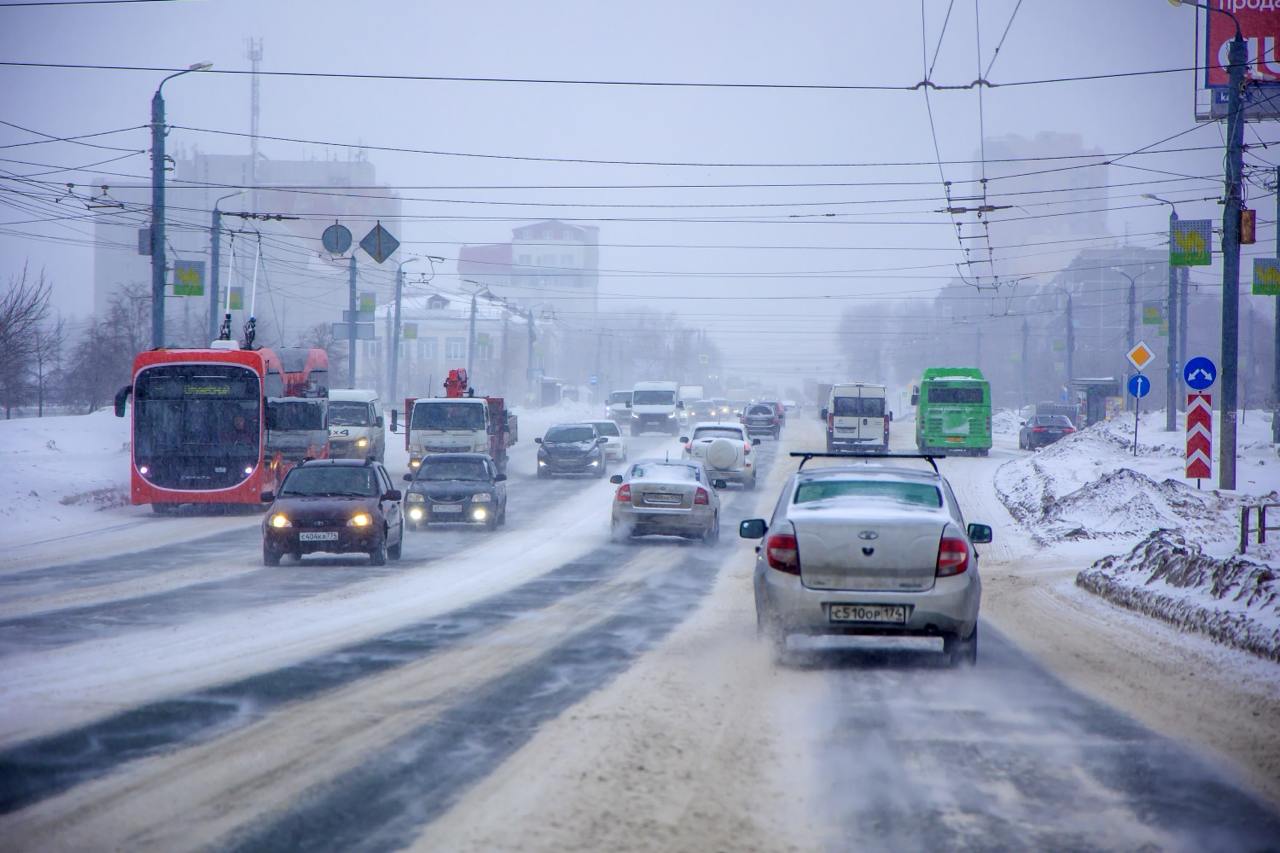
[995,408,1278,555]
[990,409,1022,439]
[1078,530,1280,662]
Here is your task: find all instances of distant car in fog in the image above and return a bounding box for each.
[402,452,507,530]
[742,403,782,439]
[610,459,724,545]
[536,423,609,477]
[681,422,759,490]
[1018,415,1076,450]
[586,419,627,462]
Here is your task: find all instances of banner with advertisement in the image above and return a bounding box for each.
[172,260,205,296]
[1204,4,1280,119]
[1170,220,1213,266]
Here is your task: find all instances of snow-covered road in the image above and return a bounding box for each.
[0,415,1277,851]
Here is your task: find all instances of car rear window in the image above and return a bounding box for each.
[630,463,699,482]
[794,479,942,508]
[591,421,621,437]
[747,405,773,416]
[693,427,744,440]
[832,396,885,417]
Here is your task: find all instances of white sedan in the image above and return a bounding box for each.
[586,419,627,463]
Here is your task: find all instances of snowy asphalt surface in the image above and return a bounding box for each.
[0,425,1277,851]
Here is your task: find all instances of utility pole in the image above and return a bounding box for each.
[1219,27,1247,490]
[347,255,357,388]
[1179,266,1189,405]
[1274,166,1280,443]
[149,63,211,349]
[1166,215,1180,431]
[526,307,537,403]
[1065,291,1075,389]
[208,205,222,345]
[467,291,477,382]
[1021,317,1029,403]
[389,263,405,402]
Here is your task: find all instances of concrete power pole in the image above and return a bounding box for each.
[1274,167,1280,443]
[347,255,357,388]
[1219,30,1247,490]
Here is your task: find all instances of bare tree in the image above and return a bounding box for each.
[0,268,52,418]
[297,322,345,386]
[31,315,65,416]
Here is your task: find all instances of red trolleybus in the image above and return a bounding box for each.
[115,342,295,512]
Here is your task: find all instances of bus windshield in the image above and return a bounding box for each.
[134,365,261,457]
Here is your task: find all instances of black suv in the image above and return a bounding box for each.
[261,459,404,566]
[402,452,508,529]
[535,423,608,478]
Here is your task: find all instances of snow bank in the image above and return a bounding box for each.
[995,409,1279,555]
[991,409,1022,439]
[0,409,141,547]
[1078,530,1280,662]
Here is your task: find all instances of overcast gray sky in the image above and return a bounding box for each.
[1,0,1272,382]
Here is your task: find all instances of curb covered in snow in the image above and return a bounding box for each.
[1077,530,1280,663]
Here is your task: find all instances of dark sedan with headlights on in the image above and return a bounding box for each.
[260,458,404,566]
[402,452,507,530]
[536,422,609,478]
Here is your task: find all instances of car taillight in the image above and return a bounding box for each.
[744,442,752,454]
[616,484,632,503]
[827,414,835,430]
[1064,427,1075,433]
[936,536,969,577]
[1032,426,1046,433]
[765,533,800,574]
[694,487,709,505]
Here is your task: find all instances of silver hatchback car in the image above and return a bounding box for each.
[740,456,990,665]
[610,459,725,544]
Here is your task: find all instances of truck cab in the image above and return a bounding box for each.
[326,389,385,461]
[403,396,517,473]
[823,382,890,453]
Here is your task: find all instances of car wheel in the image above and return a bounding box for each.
[499,505,508,526]
[746,475,757,491]
[610,520,630,544]
[702,515,719,546]
[773,428,780,440]
[369,536,388,566]
[485,510,499,530]
[945,625,978,667]
[387,527,403,560]
[537,466,550,479]
[262,542,282,566]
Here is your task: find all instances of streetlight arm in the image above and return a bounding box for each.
[156,62,213,98]
[1171,0,1242,40]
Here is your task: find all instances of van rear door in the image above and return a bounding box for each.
[831,388,887,449]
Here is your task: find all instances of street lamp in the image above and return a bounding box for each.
[151,61,213,349]
[1111,265,1156,412]
[209,190,243,343]
[1169,0,1246,487]
[1144,193,1183,430]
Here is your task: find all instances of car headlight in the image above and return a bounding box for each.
[269,513,291,529]
[471,493,492,503]
[590,460,600,467]
[472,507,488,521]
[538,459,547,466]
[409,459,421,469]
[243,466,254,475]
[406,493,425,503]
[348,512,372,528]
[667,412,676,419]
[138,464,150,476]
[356,437,369,448]
[408,507,424,521]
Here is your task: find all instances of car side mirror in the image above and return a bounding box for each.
[889,411,894,421]
[375,415,384,428]
[1019,421,1026,427]
[597,436,608,445]
[609,474,624,484]
[114,385,131,417]
[385,489,402,502]
[677,400,685,409]
[713,479,728,490]
[820,408,828,419]
[494,473,507,482]
[625,401,632,409]
[678,436,689,444]
[910,393,919,406]
[534,437,543,444]
[390,410,399,433]
[752,438,761,446]
[739,518,767,539]
[967,523,993,544]
[260,491,274,503]
[402,473,413,482]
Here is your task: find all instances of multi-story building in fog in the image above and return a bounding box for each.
[457,219,600,323]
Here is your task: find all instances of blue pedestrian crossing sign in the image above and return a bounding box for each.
[1183,356,1217,391]
[1127,374,1151,398]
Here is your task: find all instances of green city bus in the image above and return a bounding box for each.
[912,367,992,456]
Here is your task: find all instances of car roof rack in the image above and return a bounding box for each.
[789,451,940,475]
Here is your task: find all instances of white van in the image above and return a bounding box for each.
[823,383,890,453]
[327,389,385,461]
[630,380,682,435]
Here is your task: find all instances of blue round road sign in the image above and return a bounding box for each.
[1183,356,1217,391]
[1127,374,1151,398]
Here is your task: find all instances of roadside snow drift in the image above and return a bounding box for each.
[1078,530,1280,662]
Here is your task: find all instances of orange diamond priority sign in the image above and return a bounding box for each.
[1126,341,1155,372]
